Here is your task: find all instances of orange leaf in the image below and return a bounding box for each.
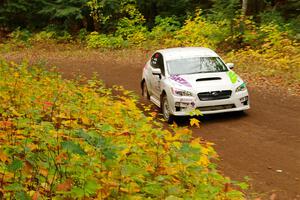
[150,112,157,117]
[32,192,40,200]
[0,152,9,162]
[39,168,48,177]
[57,179,73,191]
[27,143,39,151]
[56,153,68,163]
[0,120,12,128]
[23,161,33,174]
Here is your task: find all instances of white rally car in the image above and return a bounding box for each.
[141,47,250,123]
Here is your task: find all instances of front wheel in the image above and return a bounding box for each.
[142,81,150,100]
[161,95,174,124]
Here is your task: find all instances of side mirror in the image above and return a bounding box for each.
[152,68,162,79]
[226,63,234,69]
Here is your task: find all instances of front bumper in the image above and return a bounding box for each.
[169,90,250,116]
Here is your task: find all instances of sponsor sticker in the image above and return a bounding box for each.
[227,71,238,84]
[170,75,192,87]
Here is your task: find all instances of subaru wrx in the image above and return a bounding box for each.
[141,47,250,123]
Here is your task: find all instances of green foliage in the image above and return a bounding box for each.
[7,28,32,47]
[0,60,246,199]
[209,0,240,21]
[0,0,299,37]
[240,17,297,50]
[8,28,32,43]
[86,32,125,48]
[259,10,300,38]
[259,10,285,27]
[115,0,148,46]
[77,28,88,42]
[222,11,300,86]
[4,24,73,46]
[87,0,148,46]
[32,30,72,43]
[274,0,300,20]
[1,0,299,94]
[87,0,120,26]
[148,16,181,47]
[152,16,181,34]
[0,0,89,31]
[0,0,45,29]
[168,10,230,49]
[137,0,204,24]
[39,0,87,20]
[225,25,300,86]
[32,30,56,41]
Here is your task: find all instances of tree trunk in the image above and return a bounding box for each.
[242,0,248,15]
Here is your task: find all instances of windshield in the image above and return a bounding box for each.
[167,57,228,75]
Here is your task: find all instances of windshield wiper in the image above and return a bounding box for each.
[181,72,203,75]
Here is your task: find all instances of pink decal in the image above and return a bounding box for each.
[170,75,192,87]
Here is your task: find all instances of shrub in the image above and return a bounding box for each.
[28,25,72,43]
[8,28,32,46]
[86,32,126,48]
[168,10,230,49]
[126,31,147,46]
[259,10,285,27]
[32,30,72,43]
[225,39,300,86]
[55,30,72,42]
[115,15,148,47]
[0,60,247,199]
[148,16,181,47]
[77,28,88,42]
[115,0,149,47]
[31,30,57,42]
[287,16,300,38]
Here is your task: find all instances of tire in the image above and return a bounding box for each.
[161,95,174,124]
[142,81,150,100]
[236,110,246,115]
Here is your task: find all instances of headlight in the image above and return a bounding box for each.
[236,82,247,92]
[171,88,193,96]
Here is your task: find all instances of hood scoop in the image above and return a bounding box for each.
[196,77,222,82]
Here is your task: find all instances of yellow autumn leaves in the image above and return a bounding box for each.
[0,60,246,199]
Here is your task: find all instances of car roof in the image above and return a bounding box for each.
[157,47,219,61]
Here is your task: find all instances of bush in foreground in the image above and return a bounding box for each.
[0,60,246,199]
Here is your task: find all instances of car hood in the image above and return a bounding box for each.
[169,71,242,92]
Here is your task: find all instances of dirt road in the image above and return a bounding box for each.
[2,47,300,199]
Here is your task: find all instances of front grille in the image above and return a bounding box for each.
[198,104,236,112]
[198,90,232,101]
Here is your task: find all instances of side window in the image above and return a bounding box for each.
[150,53,165,76]
[150,53,159,69]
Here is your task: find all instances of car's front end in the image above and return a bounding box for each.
[164,71,250,116]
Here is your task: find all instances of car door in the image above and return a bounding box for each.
[149,52,165,100]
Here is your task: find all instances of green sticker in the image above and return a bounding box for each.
[227,71,238,84]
